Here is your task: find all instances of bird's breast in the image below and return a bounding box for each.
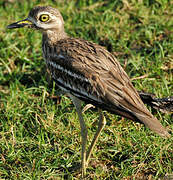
[42,42,101,103]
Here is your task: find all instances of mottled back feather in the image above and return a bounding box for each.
[38,7,170,137]
[43,38,153,119]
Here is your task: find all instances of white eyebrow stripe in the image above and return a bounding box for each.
[28,11,56,24]
[37,11,56,20]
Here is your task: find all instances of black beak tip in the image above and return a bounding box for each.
[6,23,23,29]
[6,24,13,29]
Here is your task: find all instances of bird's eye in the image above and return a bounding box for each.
[39,14,49,22]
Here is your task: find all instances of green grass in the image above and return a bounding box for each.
[0,0,173,179]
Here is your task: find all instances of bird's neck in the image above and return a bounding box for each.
[43,29,68,45]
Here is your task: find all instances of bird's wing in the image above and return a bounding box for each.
[47,38,151,119]
[45,38,170,137]
[64,39,151,114]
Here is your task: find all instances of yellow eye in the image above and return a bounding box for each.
[39,14,49,22]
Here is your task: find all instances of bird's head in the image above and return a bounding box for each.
[7,6,65,33]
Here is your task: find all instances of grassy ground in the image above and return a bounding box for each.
[0,0,173,179]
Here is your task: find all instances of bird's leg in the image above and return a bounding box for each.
[68,94,88,178]
[86,108,106,165]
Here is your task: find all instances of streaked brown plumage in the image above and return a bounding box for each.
[43,37,168,134]
[7,6,170,178]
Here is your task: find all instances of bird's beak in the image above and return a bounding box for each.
[7,18,33,29]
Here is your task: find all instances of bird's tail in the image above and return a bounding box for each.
[134,112,170,138]
[109,106,170,138]
[139,92,173,113]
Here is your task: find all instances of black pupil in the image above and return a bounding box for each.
[40,15,48,21]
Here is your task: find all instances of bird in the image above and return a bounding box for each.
[7,6,170,178]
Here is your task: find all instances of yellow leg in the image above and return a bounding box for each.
[68,94,106,178]
[86,109,106,165]
[69,94,88,178]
